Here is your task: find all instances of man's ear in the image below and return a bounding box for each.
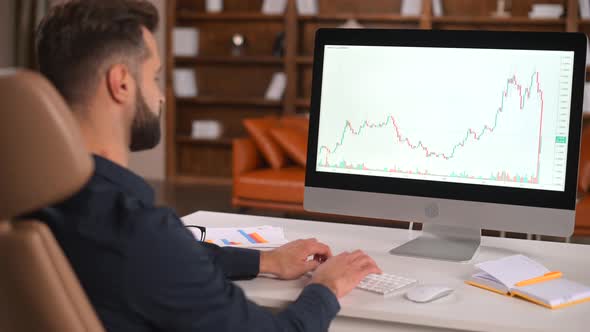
[106,64,133,104]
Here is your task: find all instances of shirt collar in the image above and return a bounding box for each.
[92,155,155,204]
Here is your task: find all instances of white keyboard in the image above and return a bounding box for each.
[356,273,417,296]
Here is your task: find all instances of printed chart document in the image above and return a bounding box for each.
[189,225,288,249]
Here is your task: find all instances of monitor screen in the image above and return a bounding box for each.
[316,45,574,192]
[305,29,585,242]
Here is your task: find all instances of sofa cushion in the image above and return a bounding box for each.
[243,117,286,169]
[234,167,304,203]
[280,116,309,132]
[269,126,308,167]
[243,116,310,170]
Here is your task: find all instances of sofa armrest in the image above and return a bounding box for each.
[233,138,264,177]
[579,127,590,193]
[576,196,590,234]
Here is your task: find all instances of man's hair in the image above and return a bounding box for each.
[36,0,159,105]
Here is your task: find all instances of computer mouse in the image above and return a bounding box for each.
[405,285,453,303]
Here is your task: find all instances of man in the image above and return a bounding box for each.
[33,1,381,331]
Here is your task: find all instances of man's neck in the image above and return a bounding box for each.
[89,144,129,168]
[73,107,130,168]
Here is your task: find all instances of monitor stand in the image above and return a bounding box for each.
[389,223,481,262]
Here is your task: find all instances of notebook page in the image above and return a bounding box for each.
[514,279,590,307]
[470,272,510,293]
[475,255,550,288]
[473,272,502,284]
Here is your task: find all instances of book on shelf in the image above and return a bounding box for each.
[490,0,510,18]
[580,0,590,19]
[401,0,422,17]
[173,27,199,57]
[205,0,223,13]
[296,0,318,15]
[528,4,563,19]
[265,72,287,101]
[173,69,198,98]
[191,120,222,140]
[262,0,287,15]
[432,0,443,17]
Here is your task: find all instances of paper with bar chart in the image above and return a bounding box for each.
[189,226,288,248]
[316,45,574,191]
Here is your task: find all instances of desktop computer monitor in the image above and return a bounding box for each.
[304,29,587,262]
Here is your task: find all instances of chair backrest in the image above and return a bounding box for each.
[0,69,105,331]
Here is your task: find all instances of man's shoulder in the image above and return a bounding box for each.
[83,176,184,235]
[35,173,186,244]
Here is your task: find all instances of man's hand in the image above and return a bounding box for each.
[310,250,382,299]
[259,238,332,280]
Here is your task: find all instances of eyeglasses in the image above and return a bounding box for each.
[186,225,206,241]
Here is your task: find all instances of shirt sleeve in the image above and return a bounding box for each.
[168,209,260,280]
[125,207,341,332]
[198,241,260,280]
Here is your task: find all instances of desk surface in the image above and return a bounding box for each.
[182,211,590,332]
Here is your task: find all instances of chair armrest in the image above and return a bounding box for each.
[233,138,264,177]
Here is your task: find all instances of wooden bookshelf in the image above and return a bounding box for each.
[166,0,589,183]
[176,96,282,108]
[431,16,566,25]
[176,135,233,146]
[176,11,284,22]
[175,56,284,65]
[295,56,313,65]
[297,14,421,22]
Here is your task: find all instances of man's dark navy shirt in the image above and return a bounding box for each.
[29,155,340,331]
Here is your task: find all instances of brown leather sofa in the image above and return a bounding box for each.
[233,116,590,238]
[232,116,308,212]
[0,70,105,331]
[575,125,590,236]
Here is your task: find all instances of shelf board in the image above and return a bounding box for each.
[170,174,232,186]
[296,56,313,65]
[177,96,282,108]
[432,16,566,25]
[175,56,284,65]
[579,19,590,25]
[176,135,233,146]
[177,11,284,21]
[298,14,420,23]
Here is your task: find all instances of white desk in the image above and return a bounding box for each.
[182,211,590,332]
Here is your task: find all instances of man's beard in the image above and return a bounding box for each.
[129,88,162,152]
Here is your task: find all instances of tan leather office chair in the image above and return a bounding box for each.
[0,70,105,331]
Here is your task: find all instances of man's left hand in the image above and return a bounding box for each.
[259,238,332,280]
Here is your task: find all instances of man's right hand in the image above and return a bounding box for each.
[309,250,382,298]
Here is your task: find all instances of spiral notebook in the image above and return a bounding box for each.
[466,255,590,309]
